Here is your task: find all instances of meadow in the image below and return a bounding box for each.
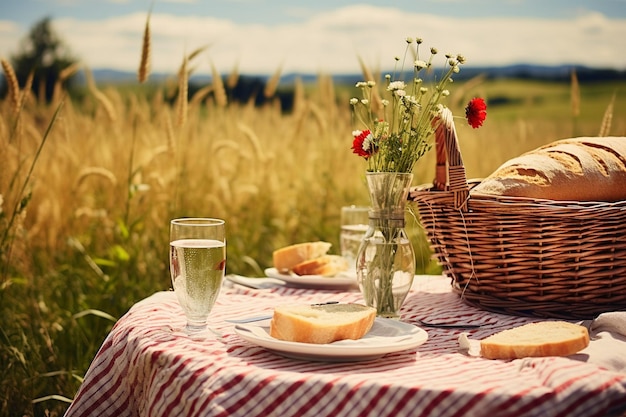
[1,57,625,416]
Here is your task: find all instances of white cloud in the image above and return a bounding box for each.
[158,0,198,4]
[2,5,625,76]
[0,20,23,60]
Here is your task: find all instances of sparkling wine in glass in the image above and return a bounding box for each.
[169,218,226,335]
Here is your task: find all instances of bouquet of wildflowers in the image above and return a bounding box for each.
[350,37,486,317]
[350,37,486,173]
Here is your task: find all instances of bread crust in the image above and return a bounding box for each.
[269,303,376,344]
[480,321,590,360]
[471,136,626,201]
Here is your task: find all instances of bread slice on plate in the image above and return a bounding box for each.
[272,241,332,273]
[269,303,376,344]
[480,321,590,360]
[292,255,348,276]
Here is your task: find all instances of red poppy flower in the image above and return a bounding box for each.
[465,97,487,129]
[352,129,375,159]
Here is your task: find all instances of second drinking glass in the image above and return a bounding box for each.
[340,205,369,271]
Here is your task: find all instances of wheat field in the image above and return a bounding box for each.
[1,47,625,416]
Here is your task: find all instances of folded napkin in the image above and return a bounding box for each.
[588,311,626,335]
[573,311,626,373]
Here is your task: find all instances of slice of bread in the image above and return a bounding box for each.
[269,303,376,344]
[480,321,590,360]
[272,241,332,273]
[292,254,349,276]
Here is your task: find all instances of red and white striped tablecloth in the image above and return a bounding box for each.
[64,275,626,417]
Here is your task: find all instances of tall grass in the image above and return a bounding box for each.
[1,56,625,416]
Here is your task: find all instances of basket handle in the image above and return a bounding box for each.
[433,108,469,211]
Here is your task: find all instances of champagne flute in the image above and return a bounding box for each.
[169,218,226,335]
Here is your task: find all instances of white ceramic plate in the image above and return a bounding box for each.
[234,318,428,362]
[264,267,357,288]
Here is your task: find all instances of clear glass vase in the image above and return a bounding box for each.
[356,172,416,319]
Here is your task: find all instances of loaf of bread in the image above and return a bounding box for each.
[480,321,589,360]
[292,255,349,276]
[272,242,332,273]
[471,136,626,201]
[269,303,376,344]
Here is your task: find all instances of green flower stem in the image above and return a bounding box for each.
[358,172,415,318]
[374,223,400,317]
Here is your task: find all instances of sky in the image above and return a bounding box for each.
[1,0,626,76]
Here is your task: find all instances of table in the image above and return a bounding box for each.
[63,275,626,417]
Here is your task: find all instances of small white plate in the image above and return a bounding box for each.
[234,318,428,362]
[264,267,357,288]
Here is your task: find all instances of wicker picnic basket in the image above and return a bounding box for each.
[409,109,626,319]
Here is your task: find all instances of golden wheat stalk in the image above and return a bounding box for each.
[84,64,96,91]
[309,102,327,133]
[95,91,117,122]
[292,75,305,116]
[1,59,20,114]
[86,77,117,122]
[218,177,233,205]
[292,101,310,137]
[176,54,188,127]
[152,88,163,105]
[211,139,241,155]
[264,65,282,99]
[598,93,615,137]
[570,69,580,118]
[357,55,383,115]
[237,122,266,161]
[25,123,41,142]
[187,45,210,63]
[449,73,486,108]
[51,85,62,105]
[27,197,55,242]
[138,12,151,83]
[75,167,118,189]
[190,84,214,108]
[165,111,176,151]
[357,55,375,83]
[0,114,7,142]
[186,64,200,78]
[142,144,170,167]
[318,74,337,118]
[85,65,117,122]
[20,70,35,108]
[52,63,81,104]
[211,61,227,107]
[226,61,240,90]
[59,62,80,82]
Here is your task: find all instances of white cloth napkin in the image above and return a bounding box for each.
[573,311,626,373]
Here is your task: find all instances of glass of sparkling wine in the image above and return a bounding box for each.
[169,218,226,335]
[340,206,370,271]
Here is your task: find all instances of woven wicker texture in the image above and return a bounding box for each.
[410,109,626,319]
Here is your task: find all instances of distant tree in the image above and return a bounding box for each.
[11,16,77,102]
